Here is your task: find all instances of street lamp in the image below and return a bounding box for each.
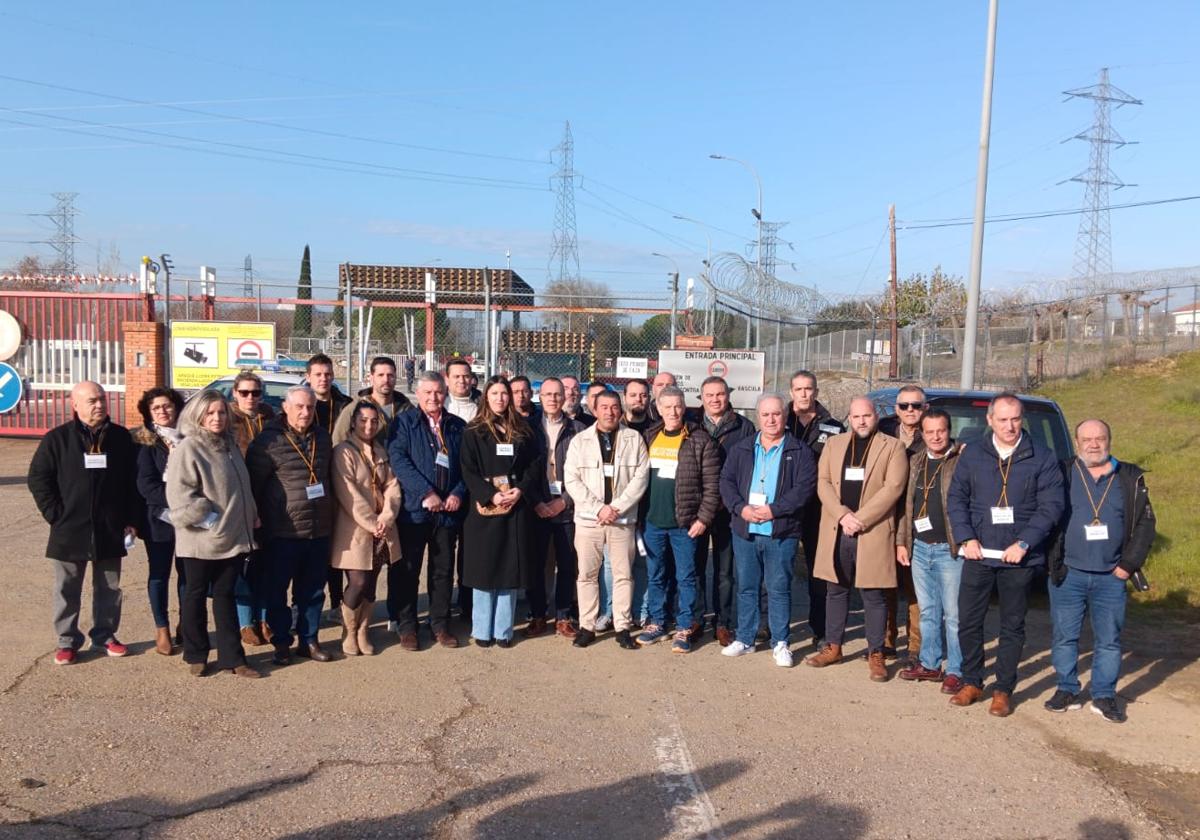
[710,153,763,347]
[651,252,680,349]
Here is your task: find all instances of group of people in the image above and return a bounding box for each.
[26,359,1153,721]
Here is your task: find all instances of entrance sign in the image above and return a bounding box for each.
[658,350,765,410]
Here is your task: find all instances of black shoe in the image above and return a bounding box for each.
[615,630,637,650]
[1091,697,1126,724]
[1044,689,1084,713]
[496,638,513,649]
[295,643,331,662]
[271,644,291,666]
[573,628,596,648]
[473,638,493,648]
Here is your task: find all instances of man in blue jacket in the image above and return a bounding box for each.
[388,371,467,651]
[946,392,1066,716]
[719,392,816,667]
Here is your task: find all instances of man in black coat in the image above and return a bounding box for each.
[27,381,140,665]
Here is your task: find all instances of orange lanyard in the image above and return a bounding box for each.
[87,428,107,454]
[1074,460,1116,525]
[242,413,262,441]
[996,454,1013,507]
[283,430,318,485]
[428,414,448,453]
[916,456,947,519]
[848,434,869,468]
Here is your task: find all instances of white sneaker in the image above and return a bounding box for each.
[595,615,613,632]
[722,640,753,657]
[773,641,793,668]
[388,620,400,634]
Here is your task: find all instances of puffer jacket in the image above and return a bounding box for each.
[639,420,722,529]
[246,418,333,540]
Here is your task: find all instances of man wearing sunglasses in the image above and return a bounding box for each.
[879,384,928,665]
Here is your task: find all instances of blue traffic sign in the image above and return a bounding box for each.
[0,362,23,414]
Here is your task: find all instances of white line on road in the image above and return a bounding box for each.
[652,696,724,840]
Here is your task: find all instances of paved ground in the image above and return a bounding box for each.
[0,438,1196,840]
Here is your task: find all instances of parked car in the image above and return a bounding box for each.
[868,387,1073,460]
[195,372,305,411]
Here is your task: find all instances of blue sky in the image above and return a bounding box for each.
[0,2,1195,302]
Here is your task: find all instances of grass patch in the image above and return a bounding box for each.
[1038,351,1200,622]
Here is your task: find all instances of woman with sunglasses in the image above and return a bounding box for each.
[227,370,274,646]
[459,376,542,647]
[133,386,187,655]
[330,401,402,655]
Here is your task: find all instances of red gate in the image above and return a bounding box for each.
[0,291,147,437]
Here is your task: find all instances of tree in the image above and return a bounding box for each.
[895,266,967,328]
[294,244,313,337]
[541,277,614,333]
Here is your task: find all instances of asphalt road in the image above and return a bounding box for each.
[0,439,1196,840]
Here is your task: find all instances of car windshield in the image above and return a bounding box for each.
[929,397,1072,460]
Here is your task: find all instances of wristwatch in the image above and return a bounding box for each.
[1017,540,1029,551]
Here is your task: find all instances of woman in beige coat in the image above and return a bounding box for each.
[331,401,401,655]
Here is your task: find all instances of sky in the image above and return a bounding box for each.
[0,2,1196,305]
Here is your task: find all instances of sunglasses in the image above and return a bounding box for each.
[236,389,262,398]
[896,402,924,411]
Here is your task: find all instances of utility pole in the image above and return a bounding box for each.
[888,204,899,378]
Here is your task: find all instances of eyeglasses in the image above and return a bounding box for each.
[236,389,262,398]
[896,402,924,411]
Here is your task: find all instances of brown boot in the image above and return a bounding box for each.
[340,604,360,656]
[154,627,174,656]
[240,625,265,647]
[258,620,272,644]
[867,650,889,682]
[989,690,1013,718]
[949,683,985,707]
[804,643,843,668]
[356,603,375,655]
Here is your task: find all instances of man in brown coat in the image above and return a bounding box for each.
[806,397,909,681]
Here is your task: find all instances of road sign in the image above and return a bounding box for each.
[658,349,765,410]
[615,356,648,379]
[170,321,276,389]
[0,362,24,413]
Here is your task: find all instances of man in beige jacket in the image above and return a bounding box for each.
[805,397,909,681]
[564,390,650,649]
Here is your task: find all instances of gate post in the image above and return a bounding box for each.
[123,321,164,428]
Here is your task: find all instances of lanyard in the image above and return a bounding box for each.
[427,413,448,453]
[83,426,107,454]
[996,453,1013,507]
[359,443,385,509]
[242,412,262,441]
[1074,460,1116,525]
[848,433,870,469]
[283,429,318,485]
[916,456,947,519]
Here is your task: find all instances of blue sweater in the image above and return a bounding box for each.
[720,433,816,541]
[946,433,1065,567]
[388,409,467,527]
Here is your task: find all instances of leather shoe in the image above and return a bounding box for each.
[867,650,889,682]
[555,619,578,640]
[949,683,984,707]
[804,643,843,668]
[941,674,964,695]
[398,632,419,652]
[258,620,273,644]
[496,638,513,649]
[899,663,944,682]
[434,629,459,649]
[523,618,548,638]
[989,690,1013,718]
[295,643,331,662]
[271,644,291,666]
[473,637,493,648]
[240,625,266,647]
[686,622,703,643]
[188,662,206,677]
[155,627,174,656]
[715,626,734,647]
[231,665,261,679]
[614,629,637,650]
[572,628,596,648]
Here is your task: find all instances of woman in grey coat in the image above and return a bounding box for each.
[166,390,261,678]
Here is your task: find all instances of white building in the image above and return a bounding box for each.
[1171,304,1200,336]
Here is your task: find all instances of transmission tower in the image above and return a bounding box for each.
[759,220,788,280]
[45,192,79,274]
[1063,68,1141,289]
[548,121,581,284]
[243,254,254,296]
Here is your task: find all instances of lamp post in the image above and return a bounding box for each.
[710,153,763,347]
[651,252,680,350]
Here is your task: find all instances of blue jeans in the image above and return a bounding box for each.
[472,588,519,642]
[910,541,963,676]
[600,546,649,622]
[733,534,797,647]
[264,537,330,648]
[643,522,698,628]
[1050,566,1127,699]
[145,539,185,629]
[235,551,268,629]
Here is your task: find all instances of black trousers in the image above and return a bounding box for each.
[693,509,735,629]
[528,519,578,619]
[389,521,457,634]
[800,507,826,639]
[327,566,345,609]
[456,532,471,619]
[824,534,888,651]
[180,555,246,670]
[958,561,1034,694]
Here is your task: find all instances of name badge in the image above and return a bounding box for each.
[602,463,615,478]
[306,482,326,500]
[819,424,841,434]
[435,451,451,469]
[817,433,829,444]
[162,471,169,483]
[84,453,107,469]
[496,443,514,456]
[548,480,563,496]
[844,466,865,481]
[914,516,933,533]
[1085,522,1109,541]
[748,491,768,506]
[651,458,677,479]
[990,506,1014,524]
[636,535,648,557]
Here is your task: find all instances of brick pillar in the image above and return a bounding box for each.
[123,321,164,428]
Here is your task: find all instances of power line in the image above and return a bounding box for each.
[897,194,1199,231]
